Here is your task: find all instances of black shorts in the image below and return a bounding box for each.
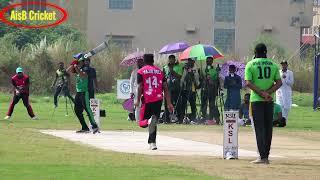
[140,100,162,120]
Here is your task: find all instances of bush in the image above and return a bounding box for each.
[90,44,127,92]
[249,33,315,93]
[0,33,128,95]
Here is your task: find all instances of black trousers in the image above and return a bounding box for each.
[142,100,162,144]
[54,85,75,107]
[201,89,218,120]
[181,90,197,121]
[251,102,274,159]
[7,94,35,117]
[74,92,97,130]
[164,90,183,123]
[88,89,95,99]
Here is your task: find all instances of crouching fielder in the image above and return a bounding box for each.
[135,54,174,150]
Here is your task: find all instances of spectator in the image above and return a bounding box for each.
[4,67,38,120]
[180,58,200,123]
[129,58,144,122]
[239,93,251,125]
[224,65,242,110]
[163,55,183,123]
[276,61,294,122]
[200,57,220,124]
[273,103,286,127]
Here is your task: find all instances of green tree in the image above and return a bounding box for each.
[250,33,288,61]
[0,0,11,8]
[1,24,83,49]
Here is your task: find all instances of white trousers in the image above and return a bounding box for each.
[135,105,141,124]
[281,107,290,121]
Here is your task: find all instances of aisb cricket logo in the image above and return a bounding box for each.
[0,2,68,28]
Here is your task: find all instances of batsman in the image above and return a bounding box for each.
[67,57,99,134]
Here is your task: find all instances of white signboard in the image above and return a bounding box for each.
[117,79,131,99]
[223,111,239,159]
[90,99,100,128]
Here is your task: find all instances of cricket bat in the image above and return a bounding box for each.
[84,39,110,59]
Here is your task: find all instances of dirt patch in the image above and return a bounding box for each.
[155,156,320,180]
[160,129,320,160]
[157,129,320,180]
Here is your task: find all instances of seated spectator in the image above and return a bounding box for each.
[239,93,251,125]
[273,103,286,127]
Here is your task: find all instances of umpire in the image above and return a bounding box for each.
[245,43,282,164]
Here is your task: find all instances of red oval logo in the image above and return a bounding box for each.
[0,2,68,29]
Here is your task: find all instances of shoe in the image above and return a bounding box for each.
[4,116,11,120]
[149,143,157,150]
[31,116,38,120]
[76,129,90,133]
[250,158,269,164]
[190,121,198,125]
[183,117,190,124]
[92,127,100,134]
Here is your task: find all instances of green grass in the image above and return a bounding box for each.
[0,127,216,180]
[0,92,319,179]
[0,93,220,180]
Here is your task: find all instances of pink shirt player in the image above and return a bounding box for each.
[137,65,164,104]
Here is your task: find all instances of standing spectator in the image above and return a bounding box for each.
[83,58,98,99]
[224,65,242,110]
[276,61,294,122]
[180,58,200,123]
[51,62,75,108]
[163,55,183,123]
[200,57,220,123]
[130,58,144,122]
[135,54,173,150]
[245,43,282,164]
[4,67,38,120]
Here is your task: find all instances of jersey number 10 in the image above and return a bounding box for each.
[257,66,271,79]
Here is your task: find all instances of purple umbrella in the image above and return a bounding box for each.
[219,60,246,87]
[159,42,190,54]
[120,52,144,66]
[123,98,134,112]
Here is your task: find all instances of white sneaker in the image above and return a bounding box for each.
[149,143,157,150]
[31,116,38,120]
[250,158,269,164]
[4,116,11,120]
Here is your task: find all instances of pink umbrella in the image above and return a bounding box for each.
[120,52,144,66]
[122,98,134,112]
